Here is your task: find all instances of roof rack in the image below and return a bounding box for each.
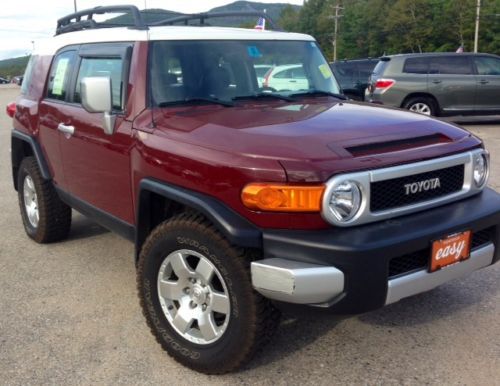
[56,5,147,35]
[149,11,282,30]
[56,6,282,36]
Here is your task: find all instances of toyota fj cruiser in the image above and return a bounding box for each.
[8,6,500,374]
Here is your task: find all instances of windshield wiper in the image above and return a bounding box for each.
[290,90,349,100]
[232,93,293,102]
[158,97,234,108]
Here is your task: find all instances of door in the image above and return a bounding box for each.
[38,49,78,191]
[473,55,500,113]
[427,55,476,113]
[58,43,136,224]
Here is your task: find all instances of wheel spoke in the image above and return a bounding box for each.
[198,313,218,341]
[195,258,214,283]
[211,291,230,314]
[172,306,193,333]
[169,252,192,279]
[158,279,184,300]
[26,176,35,191]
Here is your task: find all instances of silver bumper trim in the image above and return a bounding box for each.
[385,243,495,305]
[251,258,344,304]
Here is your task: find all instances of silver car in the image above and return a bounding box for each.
[366,53,500,116]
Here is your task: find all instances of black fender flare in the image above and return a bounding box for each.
[136,179,262,260]
[11,129,51,189]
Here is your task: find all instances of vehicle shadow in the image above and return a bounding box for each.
[359,271,499,327]
[66,212,109,241]
[237,268,499,371]
[443,115,500,125]
[241,314,344,372]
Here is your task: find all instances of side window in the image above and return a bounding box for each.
[47,51,76,101]
[475,57,500,76]
[291,66,306,79]
[403,57,428,74]
[274,69,289,79]
[74,57,124,110]
[429,56,472,75]
[20,55,38,95]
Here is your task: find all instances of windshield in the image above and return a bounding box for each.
[149,40,341,106]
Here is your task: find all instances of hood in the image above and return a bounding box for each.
[153,100,481,182]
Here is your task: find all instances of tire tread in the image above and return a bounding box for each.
[137,212,280,374]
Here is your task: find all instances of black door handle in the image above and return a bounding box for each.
[478,80,489,85]
[432,80,442,84]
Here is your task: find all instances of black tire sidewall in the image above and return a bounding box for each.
[138,221,257,371]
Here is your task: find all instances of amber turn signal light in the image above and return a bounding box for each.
[241,183,325,212]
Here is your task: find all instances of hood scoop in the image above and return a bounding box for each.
[343,133,452,157]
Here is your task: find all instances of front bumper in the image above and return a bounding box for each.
[251,188,500,315]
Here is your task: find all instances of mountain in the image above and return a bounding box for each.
[108,1,300,28]
[208,1,300,26]
[0,56,29,79]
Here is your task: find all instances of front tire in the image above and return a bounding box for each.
[17,157,72,243]
[137,213,280,374]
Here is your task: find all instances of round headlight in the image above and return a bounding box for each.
[328,180,362,222]
[473,153,488,187]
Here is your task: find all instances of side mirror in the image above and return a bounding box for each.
[81,77,115,135]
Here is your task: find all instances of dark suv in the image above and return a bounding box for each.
[330,58,378,100]
[367,53,500,116]
[7,6,500,374]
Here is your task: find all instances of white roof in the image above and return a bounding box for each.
[34,26,315,56]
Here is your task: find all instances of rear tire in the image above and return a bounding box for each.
[17,157,72,243]
[137,213,280,374]
[404,96,438,116]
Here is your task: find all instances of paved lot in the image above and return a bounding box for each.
[0,84,499,385]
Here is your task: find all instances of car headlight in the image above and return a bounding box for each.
[473,152,489,188]
[328,180,362,222]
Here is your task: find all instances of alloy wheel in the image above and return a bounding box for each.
[157,249,231,345]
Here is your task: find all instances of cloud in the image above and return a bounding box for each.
[0,0,303,60]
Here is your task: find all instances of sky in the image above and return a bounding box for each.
[0,0,304,60]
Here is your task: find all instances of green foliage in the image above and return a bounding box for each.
[279,0,500,60]
[0,56,29,79]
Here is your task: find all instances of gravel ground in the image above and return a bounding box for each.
[0,84,499,385]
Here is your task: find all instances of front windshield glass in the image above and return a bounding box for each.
[149,40,341,106]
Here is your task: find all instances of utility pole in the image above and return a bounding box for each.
[474,0,481,53]
[73,0,77,12]
[331,2,343,62]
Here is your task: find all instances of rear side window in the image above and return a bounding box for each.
[403,57,428,74]
[357,61,378,77]
[20,55,37,95]
[372,60,389,76]
[429,56,472,75]
[74,58,124,110]
[474,56,500,75]
[47,51,76,101]
[331,62,355,81]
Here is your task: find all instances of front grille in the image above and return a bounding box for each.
[388,227,494,278]
[371,164,464,212]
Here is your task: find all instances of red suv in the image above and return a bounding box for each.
[8,6,500,374]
